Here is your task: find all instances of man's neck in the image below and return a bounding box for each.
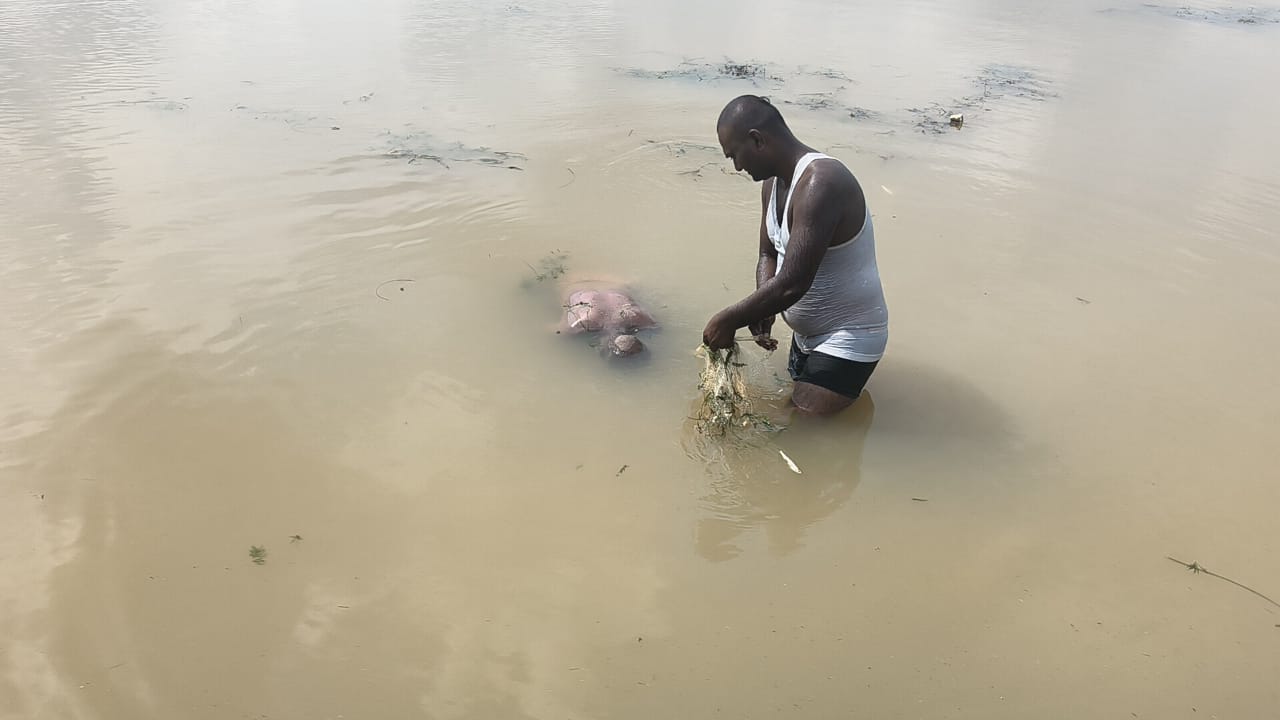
[774,141,817,186]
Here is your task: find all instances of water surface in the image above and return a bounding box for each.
[3,0,1279,717]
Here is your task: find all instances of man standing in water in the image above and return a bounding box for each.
[703,95,888,415]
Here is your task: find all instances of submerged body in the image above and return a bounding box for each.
[560,284,657,358]
[564,289,657,335]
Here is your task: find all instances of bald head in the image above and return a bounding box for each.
[716,95,797,182]
[717,95,787,137]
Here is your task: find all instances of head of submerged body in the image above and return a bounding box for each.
[605,333,645,357]
[716,95,801,182]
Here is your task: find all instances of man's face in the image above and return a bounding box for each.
[718,127,765,181]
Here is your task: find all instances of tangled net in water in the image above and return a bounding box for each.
[695,343,752,435]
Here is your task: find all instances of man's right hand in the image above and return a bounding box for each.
[748,315,778,351]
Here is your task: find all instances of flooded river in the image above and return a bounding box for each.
[3,0,1278,717]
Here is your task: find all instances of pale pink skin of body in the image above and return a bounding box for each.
[562,290,657,334]
[557,285,657,357]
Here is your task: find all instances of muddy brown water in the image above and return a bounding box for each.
[3,0,1279,718]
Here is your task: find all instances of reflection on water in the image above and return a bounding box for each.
[696,396,875,562]
[4,0,1280,717]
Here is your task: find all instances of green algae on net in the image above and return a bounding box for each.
[694,343,778,436]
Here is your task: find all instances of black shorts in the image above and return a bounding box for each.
[788,338,879,399]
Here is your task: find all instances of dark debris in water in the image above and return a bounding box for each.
[1139,3,1280,25]
[230,104,339,131]
[638,139,740,181]
[620,58,888,129]
[970,64,1055,103]
[720,62,768,79]
[618,59,782,84]
[675,162,746,182]
[618,59,857,87]
[343,91,376,105]
[522,250,570,285]
[906,103,960,135]
[118,97,189,111]
[623,57,1056,138]
[801,66,854,82]
[382,131,526,170]
[909,64,1054,134]
[781,93,880,121]
[647,139,720,157]
[385,148,450,168]
[782,93,844,111]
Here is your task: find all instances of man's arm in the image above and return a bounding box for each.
[703,166,845,348]
[748,180,779,349]
[755,179,778,289]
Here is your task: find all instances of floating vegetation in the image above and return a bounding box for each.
[1166,556,1280,609]
[906,102,962,135]
[618,60,864,113]
[695,343,752,436]
[970,64,1055,103]
[523,250,569,283]
[382,130,527,170]
[384,148,449,168]
[783,93,842,111]
[676,161,725,181]
[684,344,787,469]
[801,66,853,82]
[781,93,880,121]
[620,58,943,133]
[1137,3,1280,25]
[605,138,722,172]
[229,104,338,131]
[249,545,267,565]
[617,59,781,84]
[908,64,1054,134]
[720,62,769,79]
[117,97,189,111]
[647,139,720,157]
[622,57,1057,139]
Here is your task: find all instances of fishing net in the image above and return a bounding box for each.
[694,343,752,435]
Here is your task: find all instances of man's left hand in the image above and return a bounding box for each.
[748,315,778,351]
[702,312,738,350]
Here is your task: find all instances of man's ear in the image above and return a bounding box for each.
[747,128,765,149]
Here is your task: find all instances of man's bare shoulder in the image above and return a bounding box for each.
[808,157,859,193]
[794,158,859,210]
